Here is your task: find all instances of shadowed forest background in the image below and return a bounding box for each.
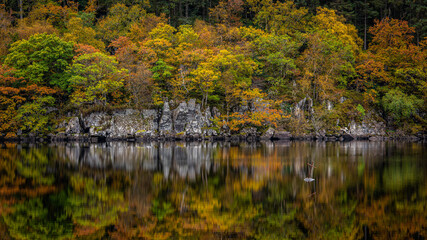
[0,0,425,137]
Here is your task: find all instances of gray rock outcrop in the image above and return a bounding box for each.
[260,127,275,140]
[65,117,83,134]
[159,102,173,136]
[57,99,216,141]
[343,120,386,139]
[272,131,292,140]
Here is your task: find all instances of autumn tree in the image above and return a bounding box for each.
[97,3,147,45]
[171,25,205,100]
[144,23,176,61]
[25,1,77,31]
[365,18,426,97]
[297,31,355,102]
[0,66,23,136]
[14,19,58,41]
[0,65,58,136]
[247,0,308,36]
[353,52,389,93]
[15,96,57,134]
[210,49,258,111]
[312,7,362,55]
[382,88,423,125]
[63,16,105,50]
[369,17,415,66]
[142,23,177,104]
[191,62,220,108]
[4,33,75,91]
[127,13,167,43]
[243,29,300,100]
[67,52,128,107]
[216,88,284,132]
[110,37,154,106]
[209,0,244,27]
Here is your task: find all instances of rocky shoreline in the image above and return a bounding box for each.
[1,99,425,143]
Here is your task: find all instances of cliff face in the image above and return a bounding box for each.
[6,98,422,142]
[54,99,217,142]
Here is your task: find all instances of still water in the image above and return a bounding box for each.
[0,141,426,239]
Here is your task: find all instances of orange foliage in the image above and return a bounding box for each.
[354,52,390,91]
[75,43,100,57]
[110,37,154,105]
[369,17,415,53]
[128,14,167,43]
[368,17,418,69]
[15,20,57,40]
[209,0,244,27]
[26,2,77,29]
[0,65,58,134]
[217,89,286,132]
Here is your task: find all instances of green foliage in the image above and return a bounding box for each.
[248,32,300,99]
[67,174,127,230]
[382,88,422,124]
[4,33,74,91]
[97,3,147,44]
[15,96,55,134]
[15,147,55,185]
[63,17,105,50]
[68,52,128,106]
[0,0,425,135]
[356,104,365,117]
[151,59,174,104]
[297,30,355,101]
[3,194,73,240]
[151,200,174,221]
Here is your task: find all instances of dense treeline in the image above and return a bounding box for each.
[2,0,426,44]
[0,0,425,137]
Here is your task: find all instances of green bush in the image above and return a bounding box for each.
[382,89,423,124]
[356,104,365,117]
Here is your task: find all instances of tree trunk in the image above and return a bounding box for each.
[364,0,367,50]
[185,1,189,19]
[19,0,23,19]
[179,1,182,18]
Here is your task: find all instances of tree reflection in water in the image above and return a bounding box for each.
[0,141,426,239]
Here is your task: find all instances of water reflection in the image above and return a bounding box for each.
[0,141,426,239]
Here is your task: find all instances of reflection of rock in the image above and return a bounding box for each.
[51,140,398,188]
[63,142,214,181]
[159,142,173,178]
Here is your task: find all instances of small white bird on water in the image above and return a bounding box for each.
[304,177,315,182]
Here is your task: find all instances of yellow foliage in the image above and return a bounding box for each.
[313,7,362,55]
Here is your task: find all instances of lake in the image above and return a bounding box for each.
[0,141,426,239]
